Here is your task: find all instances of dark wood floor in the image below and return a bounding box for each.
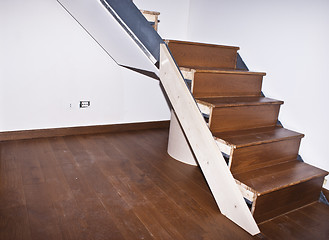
[0,128,328,239]
[259,202,329,240]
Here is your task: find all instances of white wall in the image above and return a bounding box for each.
[186,0,329,187]
[0,0,170,132]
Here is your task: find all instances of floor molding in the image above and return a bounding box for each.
[0,120,169,142]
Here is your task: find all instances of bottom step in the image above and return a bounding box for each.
[259,202,329,240]
[234,161,328,223]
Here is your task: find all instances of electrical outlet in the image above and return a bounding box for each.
[80,101,90,108]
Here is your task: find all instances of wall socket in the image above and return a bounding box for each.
[80,101,90,108]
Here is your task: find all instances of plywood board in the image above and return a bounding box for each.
[160,44,259,235]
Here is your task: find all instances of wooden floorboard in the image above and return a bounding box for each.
[1,128,328,239]
[259,202,329,240]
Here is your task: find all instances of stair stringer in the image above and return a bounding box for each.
[160,44,260,236]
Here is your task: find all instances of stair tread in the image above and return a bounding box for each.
[197,96,284,108]
[234,161,328,195]
[165,39,240,50]
[213,126,304,148]
[180,66,266,76]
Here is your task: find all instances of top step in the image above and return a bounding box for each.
[140,10,160,31]
[165,40,239,69]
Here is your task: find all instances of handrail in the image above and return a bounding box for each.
[57,0,260,235]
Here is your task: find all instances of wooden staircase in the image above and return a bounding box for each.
[165,40,328,225]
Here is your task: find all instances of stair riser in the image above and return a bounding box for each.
[209,104,281,133]
[230,138,302,174]
[193,72,263,98]
[253,177,324,223]
[167,42,238,69]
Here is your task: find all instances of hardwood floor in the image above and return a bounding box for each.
[0,128,328,239]
[259,202,329,240]
[0,128,255,240]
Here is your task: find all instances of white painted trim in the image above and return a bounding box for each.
[197,103,211,116]
[214,139,232,156]
[159,44,259,236]
[180,67,195,81]
[235,180,256,203]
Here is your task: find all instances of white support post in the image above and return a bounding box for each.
[159,44,260,236]
[168,109,198,166]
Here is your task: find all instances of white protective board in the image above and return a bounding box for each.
[57,0,159,75]
[160,44,260,236]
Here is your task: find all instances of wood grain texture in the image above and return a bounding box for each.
[208,103,282,133]
[235,161,328,195]
[214,126,304,148]
[230,138,302,174]
[260,215,316,240]
[0,206,32,240]
[193,70,264,98]
[197,96,283,108]
[165,40,240,50]
[166,40,239,69]
[259,202,329,240]
[0,128,258,240]
[197,97,283,134]
[253,177,324,223]
[0,121,169,142]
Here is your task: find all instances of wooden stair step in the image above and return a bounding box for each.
[214,126,304,148]
[183,67,266,98]
[197,96,283,108]
[213,126,305,174]
[234,161,328,223]
[181,66,264,73]
[165,39,239,69]
[234,160,328,195]
[197,96,283,132]
[180,66,252,72]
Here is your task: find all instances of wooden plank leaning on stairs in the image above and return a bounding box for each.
[159,43,260,236]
